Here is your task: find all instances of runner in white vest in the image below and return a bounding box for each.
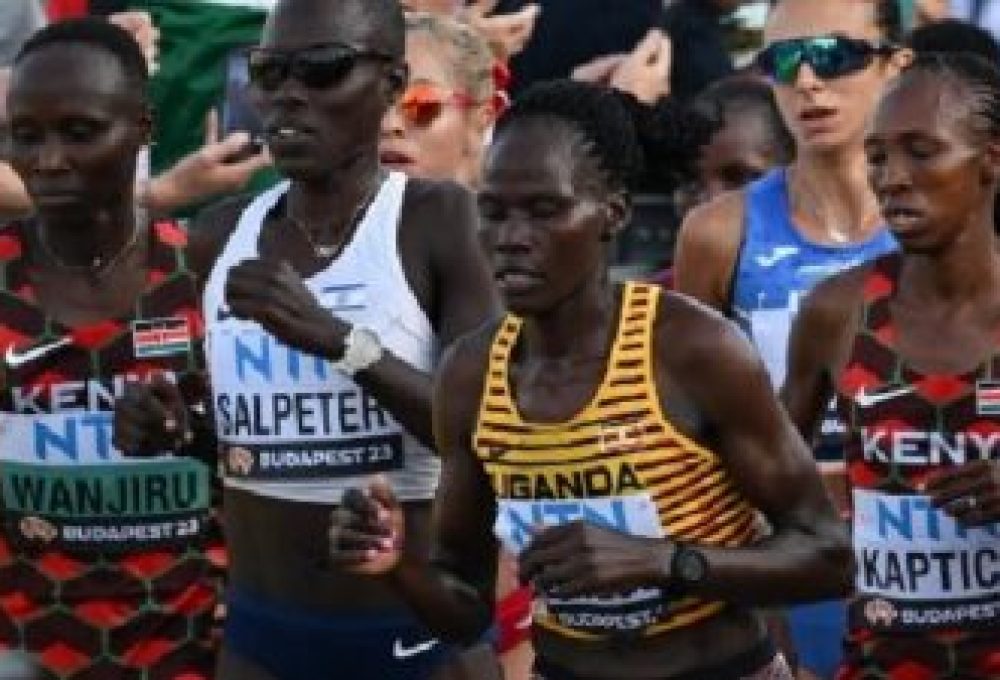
[113,0,499,678]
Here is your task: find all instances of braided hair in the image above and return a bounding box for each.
[900,52,1000,143]
[898,52,1000,235]
[493,80,711,194]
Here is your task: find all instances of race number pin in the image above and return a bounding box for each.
[132,317,191,359]
[975,380,1000,416]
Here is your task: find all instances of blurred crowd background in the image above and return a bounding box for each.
[0,2,998,680]
[0,0,983,277]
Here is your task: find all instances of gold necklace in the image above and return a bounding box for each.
[287,175,384,259]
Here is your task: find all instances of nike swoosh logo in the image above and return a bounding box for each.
[755,246,799,268]
[514,610,533,630]
[855,386,914,408]
[5,337,72,369]
[393,638,439,660]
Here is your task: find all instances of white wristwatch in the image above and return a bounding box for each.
[334,326,384,376]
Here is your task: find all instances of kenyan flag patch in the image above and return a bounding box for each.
[132,317,191,358]
[975,380,1000,416]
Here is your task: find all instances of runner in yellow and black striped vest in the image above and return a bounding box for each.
[328,80,852,680]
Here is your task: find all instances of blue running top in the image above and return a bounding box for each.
[731,168,897,389]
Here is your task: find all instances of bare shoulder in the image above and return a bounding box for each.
[673,189,747,307]
[398,176,479,273]
[187,192,256,281]
[400,176,477,238]
[433,318,505,447]
[654,290,757,376]
[437,318,503,393]
[676,189,746,255]
[402,175,473,211]
[796,262,871,330]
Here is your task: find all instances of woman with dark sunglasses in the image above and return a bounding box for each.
[114,0,500,678]
[784,51,1000,680]
[379,12,503,188]
[673,1,912,678]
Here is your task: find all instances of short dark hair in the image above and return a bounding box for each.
[361,0,405,59]
[690,75,795,164]
[906,19,1000,65]
[494,80,710,193]
[15,17,148,94]
[769,0,904,42]
[272,0,405,59]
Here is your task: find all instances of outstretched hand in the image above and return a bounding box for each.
[145,110,272,212]
[329,477,405,575]
[109,11,159,73]
[519,521,671,597]
[573,29,672,105]
[464,0,541,59]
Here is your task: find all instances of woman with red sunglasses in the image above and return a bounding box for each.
[380,13,536,679]
[380,12,503,188]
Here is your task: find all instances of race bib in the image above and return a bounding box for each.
[495,494,667,635]
[210,326,407,482]
[852,489,1000,632]
[1,458,211,553]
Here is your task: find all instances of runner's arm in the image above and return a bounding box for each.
[336,182,500,446]
[781,271,867,515]
[386,333,499,642]
[659,295,852,605]
[780,275,859,442]
[216,183,499,447]
[672,191,744,312]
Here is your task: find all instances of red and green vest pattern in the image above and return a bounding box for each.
[0,221,220,680]
[836,255,1000,680]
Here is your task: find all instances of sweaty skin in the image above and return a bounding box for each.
[113,1,499,678]
[330,114,851,679]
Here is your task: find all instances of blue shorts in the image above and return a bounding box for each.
[224,587,457,680]
[788,600,846,680]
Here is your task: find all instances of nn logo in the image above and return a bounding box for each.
[864,598,898,627]
[19,515,57,544]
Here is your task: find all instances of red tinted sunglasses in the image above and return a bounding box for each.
[397,83,478,127]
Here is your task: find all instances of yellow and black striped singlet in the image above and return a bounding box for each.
[474,283,760,640]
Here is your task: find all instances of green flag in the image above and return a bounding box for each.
[128,0,274,177]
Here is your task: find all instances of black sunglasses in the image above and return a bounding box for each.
[756,35,897,85]
[248,42,395,91]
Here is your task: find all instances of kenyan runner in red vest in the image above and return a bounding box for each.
[784,53,1000,679]
[0,19,219,679]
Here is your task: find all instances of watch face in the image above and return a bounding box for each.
[676,548,707,583]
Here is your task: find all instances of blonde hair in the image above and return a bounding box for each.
[405,11,496,102]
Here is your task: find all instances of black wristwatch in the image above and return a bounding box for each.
[670,543,709,588]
